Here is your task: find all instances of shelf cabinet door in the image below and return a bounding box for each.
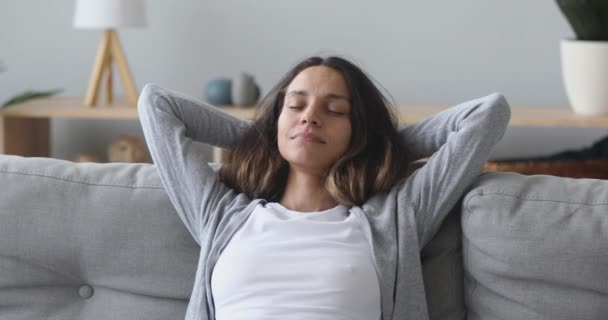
[0,116,50,157]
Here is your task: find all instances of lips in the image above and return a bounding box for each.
[293,132,326,144]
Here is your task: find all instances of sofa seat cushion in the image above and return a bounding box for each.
[0,155,199,320]
[462,172,608,320]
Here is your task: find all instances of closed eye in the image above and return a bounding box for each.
[287,105,347,116]
[328,107,346,115]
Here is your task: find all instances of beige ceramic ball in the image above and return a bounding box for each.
[71,153,99,163]
[107,134,148,163]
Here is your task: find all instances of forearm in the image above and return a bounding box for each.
[138,83,250,149]
[398,93,511,160]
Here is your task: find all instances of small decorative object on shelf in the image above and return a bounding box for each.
[231,72,261,107]
[205,78,232,105]
[107,134,148,163]
[71,153,100,163]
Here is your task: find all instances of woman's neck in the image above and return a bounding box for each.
[279,168,337,213]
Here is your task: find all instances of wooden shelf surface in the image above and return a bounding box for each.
[0,97,139,120]
[2,96,608,128]
[0,97,256,121]
[399,105,608,128]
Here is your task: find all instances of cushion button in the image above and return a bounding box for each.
[78,284,94,299]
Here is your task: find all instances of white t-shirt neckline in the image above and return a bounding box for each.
[265,202,350,222]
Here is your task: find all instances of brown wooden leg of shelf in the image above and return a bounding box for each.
[0,117,50,157]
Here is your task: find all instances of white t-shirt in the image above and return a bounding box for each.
[211,202,381,320]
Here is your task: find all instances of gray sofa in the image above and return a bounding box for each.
[1,154,607,320]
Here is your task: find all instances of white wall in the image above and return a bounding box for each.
[1,0,606,161]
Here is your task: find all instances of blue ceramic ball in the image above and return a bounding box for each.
[205,78,232,105]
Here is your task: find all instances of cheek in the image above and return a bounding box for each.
[338,124,353,151]
[276,113,291,152]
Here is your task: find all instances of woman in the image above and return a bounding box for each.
[138,56,511,320]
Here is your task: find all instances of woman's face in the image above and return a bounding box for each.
[277,66,352,174]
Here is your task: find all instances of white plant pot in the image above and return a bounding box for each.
[560,39,608,115]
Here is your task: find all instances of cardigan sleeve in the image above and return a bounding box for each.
[137,84,250,243]
[396,93,511,246]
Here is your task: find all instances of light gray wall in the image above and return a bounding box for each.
[1,0,606,162]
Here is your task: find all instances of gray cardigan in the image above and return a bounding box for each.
[137,83,511,320]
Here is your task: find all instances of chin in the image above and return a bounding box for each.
[284,152,334,173]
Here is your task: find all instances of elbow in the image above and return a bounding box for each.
[137,83,163,114]
[137,83,177,124]
[484,92,512,129]
[486,92,510,111]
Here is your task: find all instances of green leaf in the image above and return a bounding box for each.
[1,89,63,108]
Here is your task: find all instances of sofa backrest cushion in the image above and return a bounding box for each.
[462,172,608,320]
[0,155,467,320]
[421,205,465,320]
[408,159,466,320]
[0,155,199,320]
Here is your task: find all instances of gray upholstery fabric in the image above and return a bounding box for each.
[421,206,465,320]
[462,172,608,320]
[415,158,465,320]
[9,155,606,320]
[0,155,199,320]
[0,155,466,320]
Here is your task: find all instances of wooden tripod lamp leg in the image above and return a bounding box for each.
[108,30,139,107]
[105,53,113,104]
[84,30,112,108]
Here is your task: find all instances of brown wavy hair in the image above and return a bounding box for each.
[219,56,410,206]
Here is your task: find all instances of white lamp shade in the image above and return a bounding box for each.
[73,0,147,29]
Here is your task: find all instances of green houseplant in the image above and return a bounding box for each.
[557,0,608,115]
[1,89,63,108]
[557,0,608,41]
[0,59,63,109]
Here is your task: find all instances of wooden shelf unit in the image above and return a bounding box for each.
[1,96,608,159]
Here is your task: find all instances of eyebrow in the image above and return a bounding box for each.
[286,90,350,102]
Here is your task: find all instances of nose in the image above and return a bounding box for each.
[300,102,322,126]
